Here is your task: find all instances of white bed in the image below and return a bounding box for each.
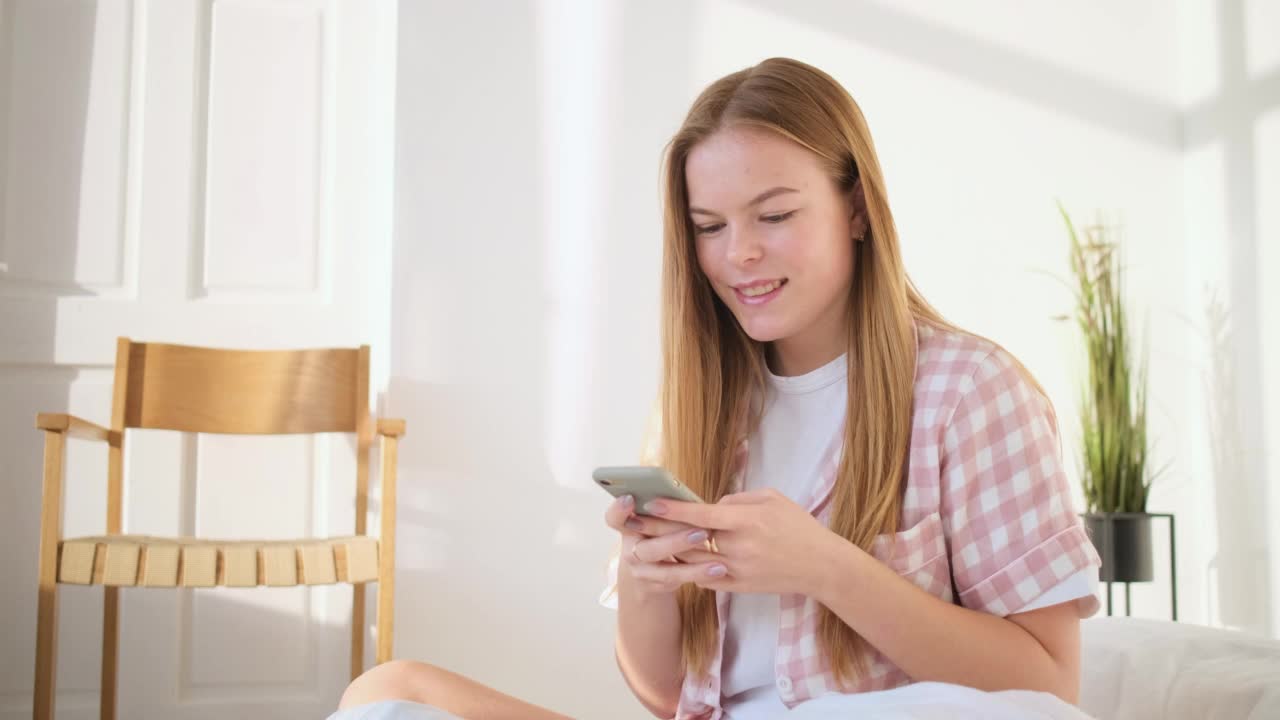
[327,617,1280,720]
[1080,617,1280,720]
[763,617,1280,719]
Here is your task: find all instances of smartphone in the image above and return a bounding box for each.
[592,465,706,514]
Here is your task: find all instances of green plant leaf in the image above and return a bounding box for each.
[1058,202,1155,513]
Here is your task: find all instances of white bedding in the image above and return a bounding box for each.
[778,617,1280,719]
[329,618,1280,720]
[784,681,1093,719]
[1080,617,1280,720]
[331,684,1094,720]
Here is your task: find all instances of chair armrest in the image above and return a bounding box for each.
[36,413,115,443]
[375,418,406,438]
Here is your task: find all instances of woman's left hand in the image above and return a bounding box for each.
[643,488,845,596]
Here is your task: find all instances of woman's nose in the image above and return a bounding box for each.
[725,226,763,266]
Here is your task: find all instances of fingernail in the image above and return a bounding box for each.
[707,564,727,577]
[625,518,644,531]
[688,530,708,544]
[644,500,668,516]
[620,495,635,508]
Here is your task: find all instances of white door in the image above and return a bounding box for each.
[0,0,396,717]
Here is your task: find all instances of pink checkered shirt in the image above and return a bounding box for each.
[669,323,1101,719]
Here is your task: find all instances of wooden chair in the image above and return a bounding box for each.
[31,338,403,720]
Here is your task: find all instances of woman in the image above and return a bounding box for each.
[333,57,1101,720]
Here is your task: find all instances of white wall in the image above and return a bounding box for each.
[1173,0,1280,637]
[387,2,656,715]
[387,1,1277,716]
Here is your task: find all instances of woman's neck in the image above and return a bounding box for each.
[768,332,847,377]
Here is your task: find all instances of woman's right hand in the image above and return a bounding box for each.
[606,495,692,716]
[605,495,721,594]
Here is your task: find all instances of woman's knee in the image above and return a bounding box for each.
[339,660,445,709]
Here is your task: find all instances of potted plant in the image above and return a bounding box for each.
[1059,205,1164,584]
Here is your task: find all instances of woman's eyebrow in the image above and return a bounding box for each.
[689,186,799,216]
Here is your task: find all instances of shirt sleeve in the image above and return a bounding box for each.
[939,348,1102,618]
[1018,567,1099,613]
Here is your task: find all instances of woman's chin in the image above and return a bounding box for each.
[737,317,792,344]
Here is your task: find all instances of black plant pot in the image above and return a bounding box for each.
[1084,513,1154,583]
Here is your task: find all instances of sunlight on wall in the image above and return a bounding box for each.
[1257,105,1280,635]
[1243,0,1280,79]
[537,0,621,494]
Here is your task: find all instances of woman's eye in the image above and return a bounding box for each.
[694,211,793,234]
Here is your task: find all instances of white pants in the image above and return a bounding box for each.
[326,700,464,720]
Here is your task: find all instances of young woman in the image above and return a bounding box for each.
[331,57,1101,720]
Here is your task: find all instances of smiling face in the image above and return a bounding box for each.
[686,125,867,375]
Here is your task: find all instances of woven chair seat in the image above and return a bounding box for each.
[57,534,379,588]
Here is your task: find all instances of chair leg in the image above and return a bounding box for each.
[375,579,393,665]
[34,429,65,720]
[375,432,397,665]
[100,586,119,720]
[33,582,58,720]
[351,583,365,680]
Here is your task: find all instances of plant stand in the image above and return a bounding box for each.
[1085,512,1178,621]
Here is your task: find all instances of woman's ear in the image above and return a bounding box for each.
[848,178,869,241]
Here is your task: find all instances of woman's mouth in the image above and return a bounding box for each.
[733,279,787,305]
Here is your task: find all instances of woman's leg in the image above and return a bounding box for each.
[339,660,574,720]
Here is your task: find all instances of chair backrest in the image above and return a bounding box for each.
[104,338,373,537]
[110,338,370,435]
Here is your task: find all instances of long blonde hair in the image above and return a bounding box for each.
[658,57,963,686]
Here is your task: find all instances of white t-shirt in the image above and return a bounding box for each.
[721,353,1098,720]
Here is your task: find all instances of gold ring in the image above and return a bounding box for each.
[705,535,720,554]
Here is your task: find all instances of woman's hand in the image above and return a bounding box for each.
[642,488,847,596]
[604,495,731,594]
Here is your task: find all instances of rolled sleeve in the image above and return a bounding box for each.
[939,349,1101,618]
